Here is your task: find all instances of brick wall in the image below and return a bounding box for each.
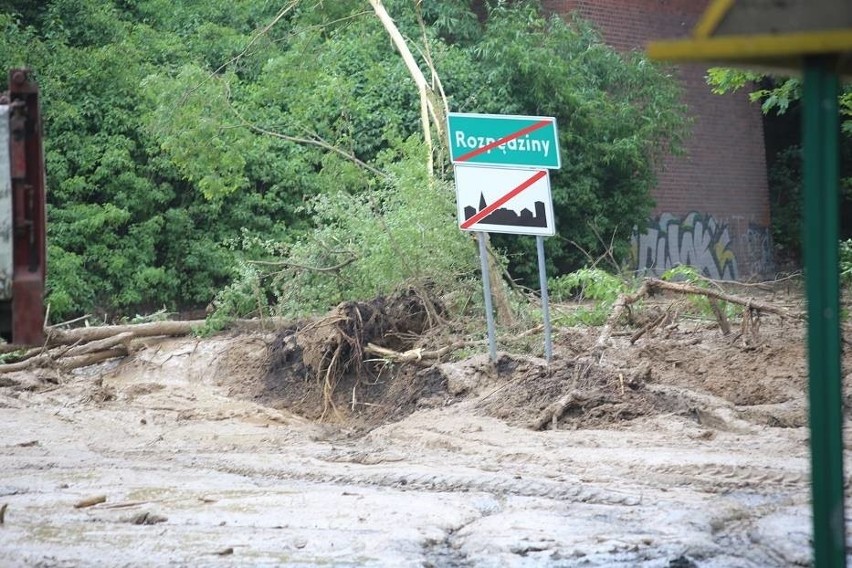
[542,0,774,279]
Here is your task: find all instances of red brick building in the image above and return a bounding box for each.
[542,0,774,280]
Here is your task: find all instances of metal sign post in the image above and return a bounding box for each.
[536,236,552,363]
[477,232,498,363]
[802,56,845,567]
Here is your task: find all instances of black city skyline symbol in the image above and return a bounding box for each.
[464,192,547,228]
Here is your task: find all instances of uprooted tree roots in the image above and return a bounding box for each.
[259,277,804,429]
[264,288,445,421]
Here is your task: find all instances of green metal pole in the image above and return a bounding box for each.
[802,56,846,568]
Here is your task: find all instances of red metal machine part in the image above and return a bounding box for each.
[5,69,46,345]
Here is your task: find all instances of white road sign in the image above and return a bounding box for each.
[454,164,555,237]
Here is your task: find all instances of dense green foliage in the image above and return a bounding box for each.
[2,0,296,318]
[2,0,686,321]
[707,69,852,260]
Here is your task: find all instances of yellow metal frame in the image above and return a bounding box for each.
[648,29,852,63]
[693,0,735,39]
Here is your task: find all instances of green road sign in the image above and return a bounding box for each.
[447,113,561,169]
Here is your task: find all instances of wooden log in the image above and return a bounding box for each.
[707,298,732,335]
[60,347,128,371]
[64,332,134,357]
[46,321,206,346]
[596,278,798,355]
[594,281,650,356]
[73,495,107,509]
[45,318,290,348]
[0,346,70,373]
[365,340,479,364]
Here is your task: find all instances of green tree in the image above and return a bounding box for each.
[1,0,687,320]
[0,2,292,319]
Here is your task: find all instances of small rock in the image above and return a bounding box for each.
[668,555,698,568]
[126,511,167,525]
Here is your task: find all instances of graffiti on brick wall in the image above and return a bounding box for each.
[633,212,737,280]
[745,223,774,278]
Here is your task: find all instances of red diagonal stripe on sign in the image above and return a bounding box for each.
[456,119,552,163]
[461,170,547,230]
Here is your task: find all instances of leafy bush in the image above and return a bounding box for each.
[549,267,628,326]
[209,138,478,320]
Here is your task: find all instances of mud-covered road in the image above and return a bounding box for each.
[0,312,846,566]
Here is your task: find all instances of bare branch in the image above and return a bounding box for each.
[645,279,797,319]
[367,0,445,162]
[223,83,389,179]
[593,277,800,357]
[250,253,358,274]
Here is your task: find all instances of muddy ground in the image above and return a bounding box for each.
[1,285,851,567]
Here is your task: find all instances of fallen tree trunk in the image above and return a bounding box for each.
[44,318,289,348]
[365,340,482,365]
[595,278,799,356]
[0,348,67,373]
[645,279,797,319]
[0,334,135,374]
[364,325,544,365]
[64,332,134,357]
[46,320,206,347]
[61,347,128,371]
[0,318,288,373]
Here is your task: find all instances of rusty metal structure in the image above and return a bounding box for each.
[0,69,46,345]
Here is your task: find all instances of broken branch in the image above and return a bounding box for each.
[645,279,796,319]
[595,277,797,355]
[528,390,586,431]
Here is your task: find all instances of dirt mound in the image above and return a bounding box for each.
[474,353,655,429]
[206,313,815,437]
[202,286,836,435]
[464,319,813,431]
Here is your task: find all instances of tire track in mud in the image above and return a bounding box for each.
[202,459,642,506]
[633,462,807,493]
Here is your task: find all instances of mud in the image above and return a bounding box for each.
[0,290,850,566]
